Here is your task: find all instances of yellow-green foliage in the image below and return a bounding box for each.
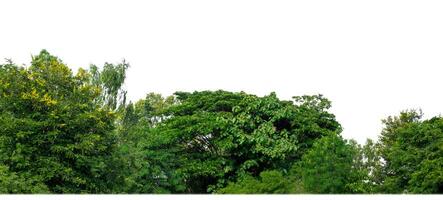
[0,50,123,193]
[1,51,442,194]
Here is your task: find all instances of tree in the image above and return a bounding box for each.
[354,139,384,193]
[136,91,341,193]
[115,93,178,193]
[378,110,443,193]
[11,50,443,194]
[89,60,129,111]
[296,134,362,193]
[0,50,123,193]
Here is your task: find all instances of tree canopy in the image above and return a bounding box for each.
[0,50,442,194]
[378,110,443,193]
[0,50,125,193]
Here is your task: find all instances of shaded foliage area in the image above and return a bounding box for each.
[218,170,302,194]
[296,134,359,193]
[0,50,442,194]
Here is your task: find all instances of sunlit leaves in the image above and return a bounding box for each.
[0,50,122,193]
[378,111,443,193]
[89,61,129,110]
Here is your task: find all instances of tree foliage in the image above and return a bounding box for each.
[1,51,442,194]
[90,61,129,110]
[378,110,443,193]
[217,170,302,194]
[132,91,341,193]
[295,134,362,193]
[0,50,123,193]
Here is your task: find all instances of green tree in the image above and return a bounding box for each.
[360,139,384,193]
[296,134,362,193]
[116,93,178,193]
[137,91,341,193]
[378,110,443,193]
[0,50,123,193]
[89,60,129,110]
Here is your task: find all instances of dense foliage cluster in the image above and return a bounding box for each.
[0,50,441,194]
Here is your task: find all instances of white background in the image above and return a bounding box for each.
[1,0,442,144]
